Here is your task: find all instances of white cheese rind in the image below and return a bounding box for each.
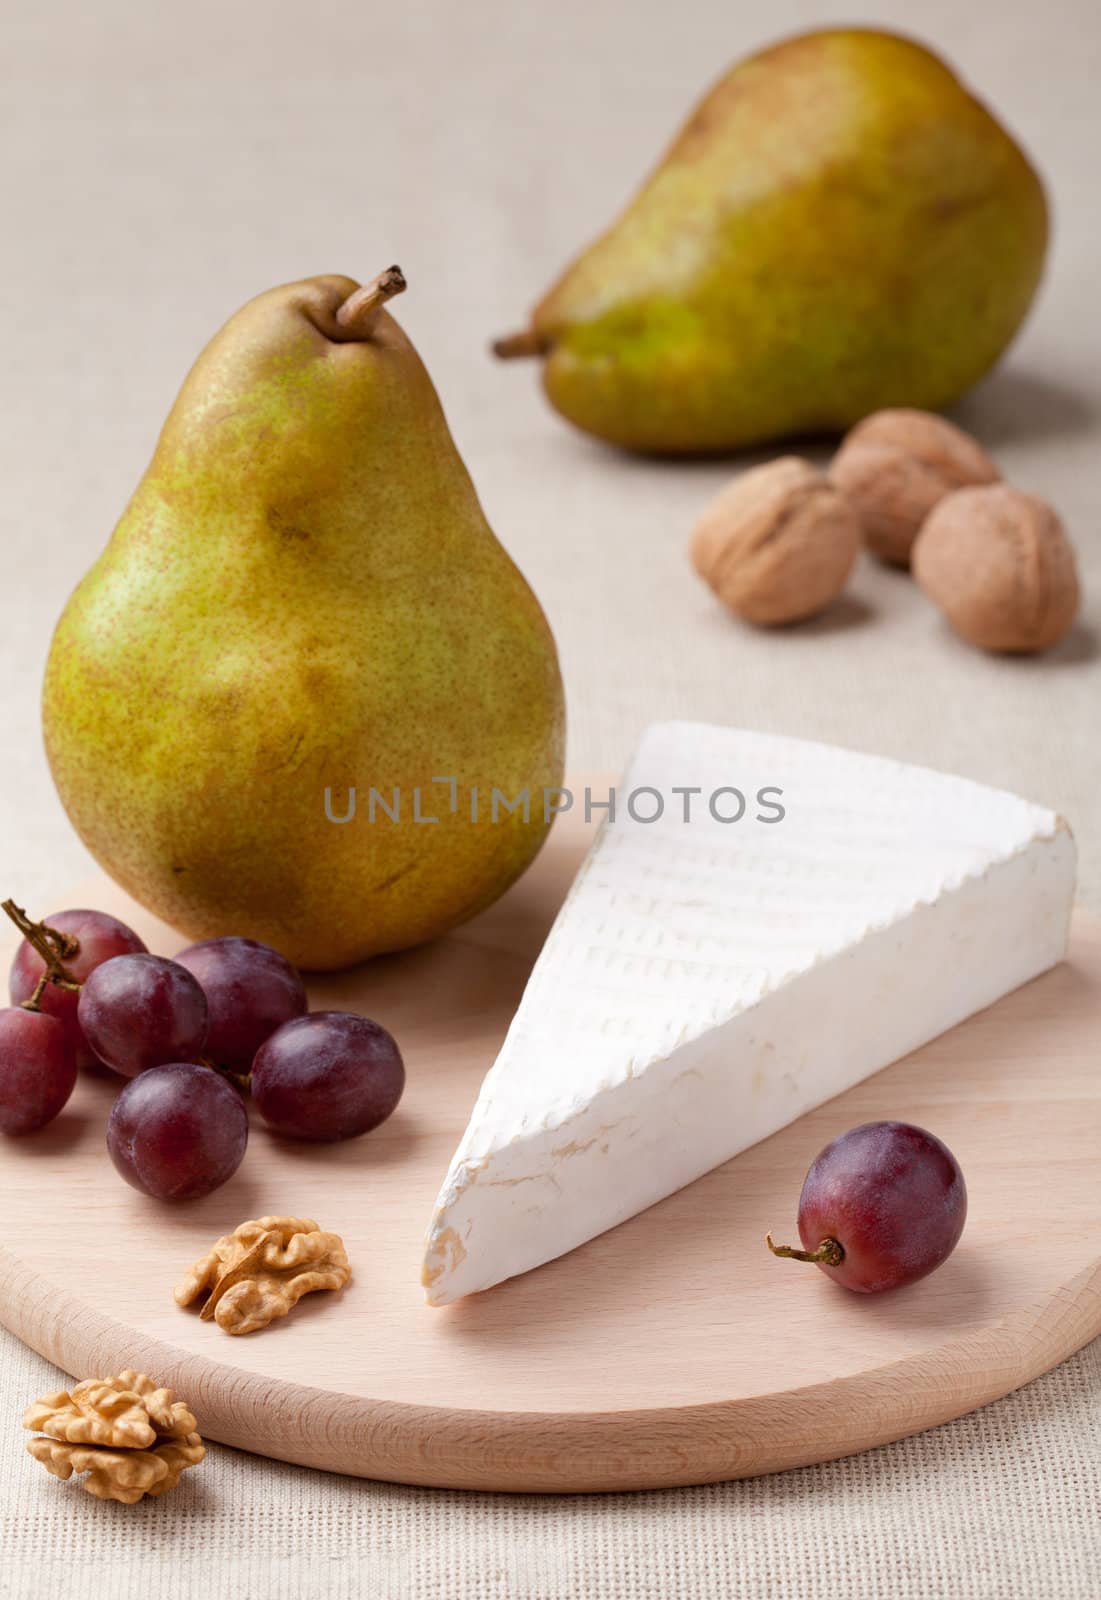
[422,722,1076,1305]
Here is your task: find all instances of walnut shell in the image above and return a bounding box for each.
[690,457,860,626]
[831,409,1000,566]
[913,484,1080,654]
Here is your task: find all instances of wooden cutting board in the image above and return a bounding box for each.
[2,805,1099,1493]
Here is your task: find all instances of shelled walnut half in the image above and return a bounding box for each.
[175,1215,351,1336]
[24,1371,204,1504]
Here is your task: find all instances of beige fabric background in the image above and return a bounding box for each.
[1,0,1098,1594]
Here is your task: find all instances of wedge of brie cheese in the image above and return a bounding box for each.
[422,722,1075,1305]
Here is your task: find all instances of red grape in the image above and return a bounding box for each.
[78,955,207,1078]
[106,1062,248,1200]
[0,1006,78,1135]
[9,908,146,1068]
[769,1121,967,1293]
[251,1012,404,1142]
[174,937,306,1071]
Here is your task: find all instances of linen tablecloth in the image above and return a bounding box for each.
[1,0,1097,1592]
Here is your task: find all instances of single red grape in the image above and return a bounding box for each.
[174,937,306,1071]
[9,908,146,1068]
[0,1006,78,1135]
[769,1121,967,1293]
[78,954,207,1078]
[106,1062,248,1200]
[251,1011,404,1142]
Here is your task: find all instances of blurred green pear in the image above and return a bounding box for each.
[496,29,1048,453]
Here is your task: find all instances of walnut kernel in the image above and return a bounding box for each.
[24,1371,203,1503]
[175,1215,351,1335]
[26,1432,205,1504]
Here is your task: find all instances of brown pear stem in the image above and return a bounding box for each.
[2,899,82,1010]
[335,266,407,338]
[492,328,549,360]
[766,1233,845,1268]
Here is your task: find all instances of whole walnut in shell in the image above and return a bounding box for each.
[913,485,1080,654]
[691,457,860,625]
[831,409,1000,566]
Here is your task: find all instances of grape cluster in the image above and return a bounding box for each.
[1,902,404,1203]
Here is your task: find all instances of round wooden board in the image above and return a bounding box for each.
[2,806,1100,1493]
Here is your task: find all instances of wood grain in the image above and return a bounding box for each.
[1,806,1099,1492]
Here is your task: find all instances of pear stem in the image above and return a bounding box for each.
[335,267,407,338]
[492,328,549,360]
[2,899,82,1011]
[766,1233,845,1268]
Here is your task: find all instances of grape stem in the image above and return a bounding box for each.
[200,1056,251,1093]
[2,899,82,1011]
[766,1233,845,1268]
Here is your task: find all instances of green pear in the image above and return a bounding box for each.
[495,29,1048,453]
[44,271,565,969]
